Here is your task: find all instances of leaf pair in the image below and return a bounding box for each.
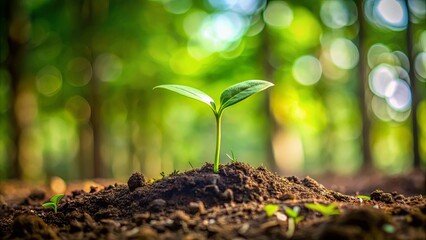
[42,194,64,213]
[154,80,274,116]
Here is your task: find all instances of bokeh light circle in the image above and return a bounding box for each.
[330,38,359,69]
[415,52,426,80]
[292,56,322,86]
[263,1,293,28]
[369,64,397,97]
[365,0,408,31]
[36,65,63,96]
[385,79,411,112]
[320,0,357,29]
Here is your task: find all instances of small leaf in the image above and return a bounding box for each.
[42,202,56,208]
[285,206,300,219]
[357,195,371,200]
[51,194,64,204]
[305,203,340,216]
[154,85,216,111]
[219,80,273,112]
[264,204,279,217]
[294,216,304,224]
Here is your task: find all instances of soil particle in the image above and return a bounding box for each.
[11,215,59,240]
[128,172,146,192]
[316,208,392,240]
[371,190,394,203]
[0,162,425,240]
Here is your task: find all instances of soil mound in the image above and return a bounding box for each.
[0,162,425,240]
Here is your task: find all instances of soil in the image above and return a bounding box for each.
[0,162,425,240]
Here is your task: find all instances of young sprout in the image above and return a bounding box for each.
[42,193,64,213]
[154,80,273,173]
[226,151,237,162]
[264,204,280,217]
[357,195,371,200]
[305,203,340,216]
[284,206,304,238]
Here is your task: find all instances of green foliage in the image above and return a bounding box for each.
[305,203,340,216]
[160,170,180,179]
[284,206,304,238]
[264,204,279,217]
[285,206,304,223]
[42,194,64,213]
[226,151,237,162]
[154,80,273,173]
[357,195,371,200]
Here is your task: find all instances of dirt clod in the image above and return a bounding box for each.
[128,172,146,192]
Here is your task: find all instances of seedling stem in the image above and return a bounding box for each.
[214,114,222,173]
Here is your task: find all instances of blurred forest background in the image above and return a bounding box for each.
[1,0,425,183]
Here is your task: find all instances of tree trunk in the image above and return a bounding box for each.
[405,0,421,169]
[4,0,27,179]
[260,28,278,172]
[357,0,374,172]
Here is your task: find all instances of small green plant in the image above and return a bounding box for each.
[226,150,237,162]
[284,206,304,238]
[160,170,180,179]
[305,203,340,216]
[357,195,371,200]
[42,193,64,213]
[264,204,280,217]
[154,80,273,173]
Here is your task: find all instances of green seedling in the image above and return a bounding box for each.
[284,206,304,238]
[42,193,64,213]
[264,204,280,217]
[160,170,180,179]
[154,80,273,173]
[226,151,237,162]
[357,195,371,200]
[305,203,340,216]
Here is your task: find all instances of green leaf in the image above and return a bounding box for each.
[154,85,216,111]
[357,195,371,200]
[50,194,64,204]
[305,203,340,216]
[285,206,301,219]
[42,202,56,208]
[264,204,279,217]
[219,80,273,113]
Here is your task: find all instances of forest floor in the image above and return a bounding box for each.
[0,162,425,240]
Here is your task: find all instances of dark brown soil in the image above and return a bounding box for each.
[0,162,425,239]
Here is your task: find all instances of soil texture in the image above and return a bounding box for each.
[0,162,425,239]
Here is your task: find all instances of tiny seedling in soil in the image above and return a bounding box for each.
[42,193,64,213]
[264,204,280,217]
[305,203,340,216]
[154,80,273,173]
[226,151,237,162]
[284,206,304,238]
[357,195,371,200]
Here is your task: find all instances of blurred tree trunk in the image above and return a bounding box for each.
[356,0,373,172]
[260,28,278,172]
[76,0,107,178]
[405,0,421,169]
[4,0,27,179]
